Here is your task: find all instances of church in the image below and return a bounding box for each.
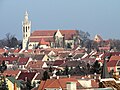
[22,11,80,50]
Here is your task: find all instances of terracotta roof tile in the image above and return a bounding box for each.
[17,71,36,81]
[38,78,80,90]
[3,70,20,77]
[30,30,78,42]
[110,56,120,61]
[107,60,118,67]
[40,38,50,46]
[53,60,65,66]
[27,60,44,69]
[18,57,29,65]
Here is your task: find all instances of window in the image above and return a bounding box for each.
[26,27,27,32]
[117,68,120,70]
[23,27,25,32]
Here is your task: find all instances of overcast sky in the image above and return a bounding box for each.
[0,0,120,40]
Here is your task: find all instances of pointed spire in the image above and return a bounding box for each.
[101,57,110,79]
[24,11,29,23]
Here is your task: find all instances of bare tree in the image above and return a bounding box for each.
[0,33,20,48]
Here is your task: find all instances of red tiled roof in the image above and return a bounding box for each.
[101,52,120,58]
[34,69,45,80]
[3,70,20,77]
[30,30,78,42]
[13,49,21,53]
[110,56,120,61]
[40,38,50,46]
[53,60,65,66]
[107,60,118,67]
[27,60,44,69]
[31,30,77,36]
[99,46,110,50]
[29,37,54,42]
[38,78,80,90]
[18,57,29,65]
[0,49,7,54]
[91,80,99,88]
[17,71,36,81]
[0,57,19,64]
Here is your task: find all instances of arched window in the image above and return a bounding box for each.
[26,27,27,32]
[23,27,25,32]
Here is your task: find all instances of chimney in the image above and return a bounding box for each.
[66,81,77,90]
[57,76,59,79]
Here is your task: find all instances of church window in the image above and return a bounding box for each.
[23,27,25,32]
[26,34,27,37]
[26,27,27,32]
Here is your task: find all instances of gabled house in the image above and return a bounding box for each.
[0,56,19,69]
[3,70,21,78]
[6,77,21,90]
[38,78,81,90]
[32,54,48,61]
[18,57,32,70]
[27,60,47,69]
[107,60,120,75]
[60,60,86,69]
[16,71,38,85]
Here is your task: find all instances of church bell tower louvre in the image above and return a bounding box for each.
[22,11,31,50]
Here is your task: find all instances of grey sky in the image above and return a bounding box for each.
[0,0,120,40]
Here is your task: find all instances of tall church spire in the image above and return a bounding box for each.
[101,57,110,79]
[22,11,31,50]
[24,11,29,23]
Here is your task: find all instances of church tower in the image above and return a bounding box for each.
[22,11,31,49]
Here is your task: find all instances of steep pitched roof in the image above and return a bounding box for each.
[18,57,29,65]
[0,49,7,54]
[32,54,46,60]
[101,59,110,79]
[30,30,78,42]
[29,37,54,42]
[17,71,36,81]
[38,78,80,90]
[39,38,50,46]
[110,56,120,61]
[60,60,86,67]
[27,60,46,69]
[3,70,20,77]
[0,57,19,64]
[53,60,65,66]
[107,60,119,67]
